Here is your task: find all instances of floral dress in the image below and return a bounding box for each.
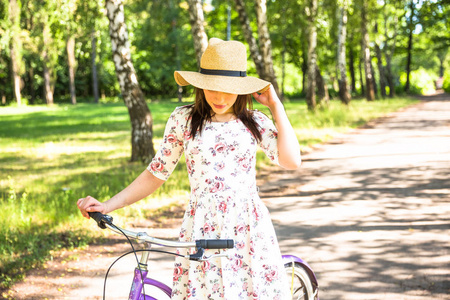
[147,106,289,299]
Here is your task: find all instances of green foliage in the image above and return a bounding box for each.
[442,70,450,93]
[399,68,437,95]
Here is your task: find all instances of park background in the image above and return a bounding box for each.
[0,0,449,295]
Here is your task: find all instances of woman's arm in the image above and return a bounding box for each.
[252,85,301,170]
[77,170,165,219]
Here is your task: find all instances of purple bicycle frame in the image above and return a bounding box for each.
[128,255,318,300]
[129,268,172,300]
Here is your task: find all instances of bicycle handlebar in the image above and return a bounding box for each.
[88,212,234,250]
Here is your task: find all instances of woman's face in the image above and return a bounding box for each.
[203,89,238,115]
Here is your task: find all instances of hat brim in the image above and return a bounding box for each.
[174,71,271,95]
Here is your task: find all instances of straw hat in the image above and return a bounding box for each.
[174,38,271,95]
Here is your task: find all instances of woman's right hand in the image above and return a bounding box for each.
[77,196,106,219]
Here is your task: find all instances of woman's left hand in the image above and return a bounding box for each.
[252,85,281,110]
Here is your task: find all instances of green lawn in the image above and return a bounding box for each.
[0,96,417,288]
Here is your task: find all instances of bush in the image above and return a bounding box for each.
[399,68,437,95]
[443,71,450,93]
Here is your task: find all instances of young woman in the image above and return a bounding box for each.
[77,38,301,299]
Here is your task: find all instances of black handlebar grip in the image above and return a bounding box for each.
[88,212,104,223]
[88,212,112,229]
[196,239,234,249]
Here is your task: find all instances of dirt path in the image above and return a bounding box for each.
[4,92,450,299]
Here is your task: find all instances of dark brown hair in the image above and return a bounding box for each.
[186,88,262,142]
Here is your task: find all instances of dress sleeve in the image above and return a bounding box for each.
[147,107,188,180]
[254,110,280,165]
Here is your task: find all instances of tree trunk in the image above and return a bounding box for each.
[302,50,307,95]
[255,0,281,97]
[9,0,22,105]
[316,65,329,105]
[105,0,155,163]
[234,0,265,80]
[187,0,208,68]
[383,5,398,97]
[67,36,77,105]
[405,0,415,93]
[361,0,375,101]
[375,43,387,98]
[337,2,351,104]
[28,63,35,105]
[306,0,317,111]
[359,55,365,96]
[91,32,100,103]
[349,43,356,93]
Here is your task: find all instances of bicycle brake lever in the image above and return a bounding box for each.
[201,253,230,261]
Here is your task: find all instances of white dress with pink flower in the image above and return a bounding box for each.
[148,106,289,299]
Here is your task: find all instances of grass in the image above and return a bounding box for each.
[0,96,418,289]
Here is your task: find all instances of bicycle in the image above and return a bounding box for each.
[89,212,319,300]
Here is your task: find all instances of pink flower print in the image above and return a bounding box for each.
[189,207,196,217]
[236,241,245,249]
[210,181,224,193]
[232,258,243,271]
[186,159,195,175]
[162,148,171,156]
[252,291,259,300]
[242,281,248,291]
[167,134,177,144]
[260,128,266,135]
[214,142,226,153]
[265,269,278,283]
[253,206,260,221]
[205,178,212,184]
[228,144,236,152]
[203,222,214,233]
[191,147,200,155]
[218,201,227,213]
[173,266,183,281]
[201,261,210,273]
[150,160,164,172]
[235,224,247,234]
[249,241,255,256]
[214,162,225,172]
[212,283,220,293]
[184,130,191,140]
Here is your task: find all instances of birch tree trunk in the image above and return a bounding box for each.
[105,0,155,163]
[361,0,375,101]
[9,0,23,105]
[43,22,54,105]
[337,2,351,104]
[375,43,387,98]
[234,0,265,79]
[91,31,100,103]
[187,0,208,68]
[316,65,329,105]
[255,0,281,97]
[67,36,77,105]
[306,0,317,111]
[383,5,398,97]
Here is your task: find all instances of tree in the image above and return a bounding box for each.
[404,0,415,93]
[8,0,24,105]
[233,0,281,97]
[361,0,375,100]
[306,0,318,110]
[105,0,155,163]
[187,0,208,68]
[337,0,351,104]
[255,0,280,96]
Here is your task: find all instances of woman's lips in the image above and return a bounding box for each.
[213,104,227,109]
